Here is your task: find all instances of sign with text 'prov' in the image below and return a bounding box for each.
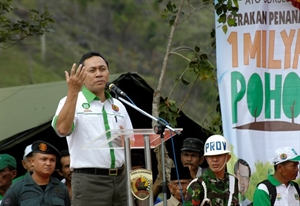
[216,0,300,203]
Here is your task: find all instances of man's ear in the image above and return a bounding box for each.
[226,154,231,163]
[30,156,35,167]
[167,183,173,195]
[21,159,27,170]
[11,170,17,179]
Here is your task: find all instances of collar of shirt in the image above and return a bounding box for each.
[24,172,60,187]
[170,195,182,206]
[267,174,296,187]
[82,87,112,103]
[196,167,202,177]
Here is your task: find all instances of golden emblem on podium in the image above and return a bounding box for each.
[130,169,152,201]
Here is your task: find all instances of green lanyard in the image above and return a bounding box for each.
[102,106,116,168]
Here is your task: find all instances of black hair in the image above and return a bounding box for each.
[78,51,109,69]
[274,160,290,171]
[7,165,17,171]
[60,150,70,158]
[131,153,145,168]
[58,150,70,171]
[234,158,251,177]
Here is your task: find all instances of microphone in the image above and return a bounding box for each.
[106,82,127,97]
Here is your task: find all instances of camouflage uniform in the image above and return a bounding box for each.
[185,168,240,206]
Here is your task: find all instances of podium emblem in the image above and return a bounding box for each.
[130,169,152,200]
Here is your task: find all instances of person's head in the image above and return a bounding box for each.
[0,154,17,193]
[234,159,251,196]
[58,150,72,183]
[79,51,109,94]
[168,166,191,202]
[272,146,300,183]
[22,144,33,172]
[131,153,145,170]
[31,140,60,177]
[181,138,205,172]
[204,134,231,174]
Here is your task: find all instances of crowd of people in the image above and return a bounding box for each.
[0,51,299,206]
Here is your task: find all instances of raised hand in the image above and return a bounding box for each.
[65,63,87,93]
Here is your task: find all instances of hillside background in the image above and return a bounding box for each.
[0,0,217,125]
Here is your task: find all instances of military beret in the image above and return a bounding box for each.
[32,140,60,157]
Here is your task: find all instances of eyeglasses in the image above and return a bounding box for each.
[237,173,250,181]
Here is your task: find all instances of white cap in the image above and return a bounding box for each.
[23,144,33,159]
[204,134,231,156]
[273,147,300,165]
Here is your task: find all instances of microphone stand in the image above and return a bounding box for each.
[115,95,181,206]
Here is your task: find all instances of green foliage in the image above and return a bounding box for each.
[245,161,274,201]
[159,1,178,26]
[154,0,222,135]
[189,46,215,81]
[215,0,239,33]
[159,98,180,127]
[0,0,54,47]
[0,0,216,127]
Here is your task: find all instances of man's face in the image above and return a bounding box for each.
[279,161,299,182]
[168,179,191,202]
[181,151,201,171]
[83,56,109,94]
[32,153,56,176]
[59,155,72,182]
[236,163,250,195]
[205,153,230,173]
[22,156,33,172]
[0,167,16,191]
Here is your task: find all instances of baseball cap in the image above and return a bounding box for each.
[273,147,300,165]
[32,140,60,158]
[23,144,33,159]
[181,138,204,154]
[0,154,17,170]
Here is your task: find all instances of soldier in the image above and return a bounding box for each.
[1,140,70,206]
[185,135,240,206]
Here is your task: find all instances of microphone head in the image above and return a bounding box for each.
[106,82,112,90]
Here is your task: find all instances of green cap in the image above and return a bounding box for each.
[0,154,17,170]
